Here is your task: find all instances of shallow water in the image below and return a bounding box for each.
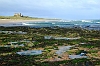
[56,46,72,56]
[69,55,87,59]
[16,50,42,55]
[0,20,100,30]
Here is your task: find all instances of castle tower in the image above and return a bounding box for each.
[14,13,22,17]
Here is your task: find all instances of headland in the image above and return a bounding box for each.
[0,13,59,24]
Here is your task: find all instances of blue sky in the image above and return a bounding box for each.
[0,0,100,19]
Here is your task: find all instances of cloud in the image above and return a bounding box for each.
[0,0,100,19]
[0,0,100,10]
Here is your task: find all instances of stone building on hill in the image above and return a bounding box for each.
[14,13,23,17]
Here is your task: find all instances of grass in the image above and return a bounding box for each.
[0,16,44,20]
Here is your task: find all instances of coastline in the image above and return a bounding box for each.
[0,19,59,24]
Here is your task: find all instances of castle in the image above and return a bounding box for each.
[14,13,23,17]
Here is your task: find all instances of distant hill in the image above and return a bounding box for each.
[0,13,61,20]
[0,16,45,20]
[0,13,45,20]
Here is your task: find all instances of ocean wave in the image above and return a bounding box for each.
[95,22,100,24]
[81,20,92,22]
[22,23,36,25]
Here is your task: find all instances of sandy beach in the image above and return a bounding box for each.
[0,19,59,24]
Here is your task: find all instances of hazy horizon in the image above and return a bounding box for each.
[0,0,100,20]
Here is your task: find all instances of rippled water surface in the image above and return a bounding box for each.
[0,20,100,30]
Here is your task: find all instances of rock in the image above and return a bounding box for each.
[97,51,100,56]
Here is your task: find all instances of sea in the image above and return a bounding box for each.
[0,19,100,30]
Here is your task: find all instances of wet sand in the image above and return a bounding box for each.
[0,19,59,24]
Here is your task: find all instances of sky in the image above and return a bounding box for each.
[0,0,100,20]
